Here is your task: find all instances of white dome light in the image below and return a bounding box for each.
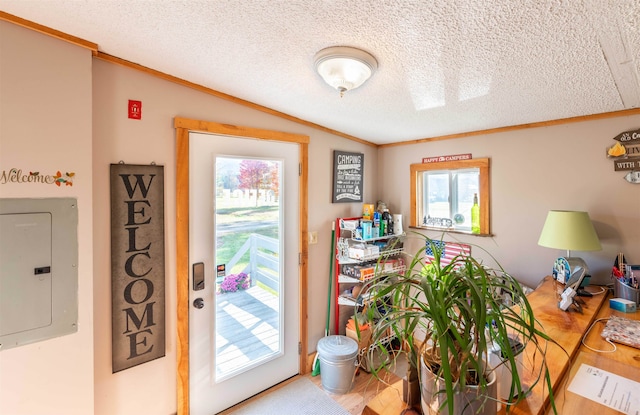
[314,46,378,97]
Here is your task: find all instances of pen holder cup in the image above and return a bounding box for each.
[613,278,640,305]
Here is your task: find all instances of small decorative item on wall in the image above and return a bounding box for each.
[423,216,453,228]
[332,150,363,203]
[0,168,75,186]
[422,153,472,163]
[607,128,640,184]
[624,171,640,184]
[110,162,166,372]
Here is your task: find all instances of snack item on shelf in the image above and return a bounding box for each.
[377,258,405,272]
[342,263,376,280]
[362,204,374,220]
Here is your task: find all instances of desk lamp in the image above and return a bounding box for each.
[538,211,601,307]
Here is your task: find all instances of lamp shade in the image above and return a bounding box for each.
[538,210,601,252]
[314,46,377,96]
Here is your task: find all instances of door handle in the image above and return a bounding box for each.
[193,298,205,309]
[193,262,205,291]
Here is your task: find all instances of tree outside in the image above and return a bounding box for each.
[215,157,280,275]
[238,159,279,206]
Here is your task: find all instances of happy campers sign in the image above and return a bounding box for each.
[110,163,165,372]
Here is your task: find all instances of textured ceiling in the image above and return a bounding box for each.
[1,0,639,145]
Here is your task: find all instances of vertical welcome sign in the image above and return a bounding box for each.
[110,164,165,372]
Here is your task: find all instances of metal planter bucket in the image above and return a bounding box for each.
[420,354,497,415]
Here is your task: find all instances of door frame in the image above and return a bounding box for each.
[175,117,309,415]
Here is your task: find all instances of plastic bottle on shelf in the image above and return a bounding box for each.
[355,224,363,240]
[382,209,392,236]
[393,214,403,235]
[361,221,372,240]
[471,193,480,234]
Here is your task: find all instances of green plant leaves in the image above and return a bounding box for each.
[362,232,560,415]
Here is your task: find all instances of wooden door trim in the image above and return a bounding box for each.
[175,117,309,415]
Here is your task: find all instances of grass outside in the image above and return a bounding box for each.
[215,203,279,275]
[216,200,278,224]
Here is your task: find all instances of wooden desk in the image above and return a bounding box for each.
[362,276,622,415]
[545,299,640,414]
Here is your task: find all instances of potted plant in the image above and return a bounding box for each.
[361,234,558,415]
[218,272,250,294]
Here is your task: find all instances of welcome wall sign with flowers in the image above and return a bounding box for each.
[0,167,75,187]
[219,272,250,294]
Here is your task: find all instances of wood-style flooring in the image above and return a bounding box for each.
[220,368,402,415]
[306,367,402,414]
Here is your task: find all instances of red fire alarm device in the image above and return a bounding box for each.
[128,100,142,120]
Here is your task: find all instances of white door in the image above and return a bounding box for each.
[189,132,300,414]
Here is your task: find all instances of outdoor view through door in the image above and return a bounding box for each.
[215,157,283,381]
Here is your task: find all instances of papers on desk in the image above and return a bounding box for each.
[568,364,640,415]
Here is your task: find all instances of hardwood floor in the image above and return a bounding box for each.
[306,367,402,414]
[219,364,403,415]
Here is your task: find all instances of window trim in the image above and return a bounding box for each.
[410,158,490,235]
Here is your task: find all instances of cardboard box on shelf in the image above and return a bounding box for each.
[342,263,376,280]
[348,244,380,260]
[377,257,405,272]
[345,326,371,350]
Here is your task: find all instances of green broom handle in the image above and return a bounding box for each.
[325,221,335,336]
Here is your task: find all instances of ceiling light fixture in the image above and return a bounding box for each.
[314,46,378,97]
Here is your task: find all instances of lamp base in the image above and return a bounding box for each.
[552,257,589,285]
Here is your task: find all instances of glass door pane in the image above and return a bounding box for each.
[214,156,283,382]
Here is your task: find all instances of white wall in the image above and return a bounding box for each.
[0,21,94,414]
[91,60,378,414]
[378,117,640,289]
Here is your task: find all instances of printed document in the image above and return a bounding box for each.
[568,363,640,415]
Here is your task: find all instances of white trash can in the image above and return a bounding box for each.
[317,335,359,394]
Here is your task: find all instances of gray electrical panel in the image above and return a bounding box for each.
[0,198,78,351]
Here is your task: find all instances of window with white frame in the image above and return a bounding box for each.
[410,158,490,235]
